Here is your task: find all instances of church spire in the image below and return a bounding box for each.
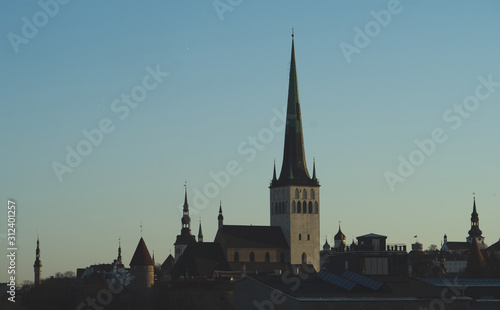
[34,231,42,286]
[117,237,123,264]
[182,184,191,231]
[272,30,317,187]
[218,201,224,230]
[468,196,482,240]
[198,219,203,242]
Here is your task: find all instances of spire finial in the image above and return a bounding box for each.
[140,221,143,237]
[292,28,294,38]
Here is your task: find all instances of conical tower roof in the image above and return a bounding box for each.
[465,237,489,275]
[130,237,154,266]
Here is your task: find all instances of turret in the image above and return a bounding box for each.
[130,237,155,288]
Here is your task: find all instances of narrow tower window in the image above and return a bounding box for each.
[310,189,315,199]
[297,201,301,213]
[292,201,296,213]
[234,252,239,262]
[265,252,270,262]
[314,202,319,214]
[295,188,300,199]
[303,202,307,214]
[308,201,313,214]
[299,234,302,240]
[250,252,255,262]
[303,189,307,199]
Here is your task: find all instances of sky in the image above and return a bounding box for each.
[1,0,500,283]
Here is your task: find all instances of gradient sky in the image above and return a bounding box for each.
[1,0,500,283]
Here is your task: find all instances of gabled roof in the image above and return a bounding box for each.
[129,237,154,266]
[161,254,175,270]
[171,242,229,278]
[217,225,289,249]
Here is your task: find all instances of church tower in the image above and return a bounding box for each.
[270,32,320,271]
[466,197,485,248]
[174,186,196,261]
[33,233,42,286]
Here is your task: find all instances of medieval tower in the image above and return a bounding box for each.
[270,33,320,271]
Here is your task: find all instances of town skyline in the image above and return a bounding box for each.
[2,0,500,284]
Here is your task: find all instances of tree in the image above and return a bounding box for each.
[427,244,438,251]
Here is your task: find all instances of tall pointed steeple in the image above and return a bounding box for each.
[174,184,196,261]
[218,201,224,230]
[468,196,483,241]
[182,184,191,230]
[34,231,42,286]
[117,237,123,264]
[271,30,317,187]
[198,219,203,242]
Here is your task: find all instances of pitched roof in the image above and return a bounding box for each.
[217,225,289,249]
[171,242,229,278]
[129,237,154,266]
[161,254,175,270]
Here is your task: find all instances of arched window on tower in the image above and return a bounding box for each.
[297,201,301,213]
[303,189,307,199]
[303,201,307,214]
[314,202,319,214]
[302,252,307,264]
[250,252,255,262]
[265,252,270,262]
[292,201,296,213]
[307,234,310,240]
[308,201,313,214]
[295,188,299,199]
[310,189,315,199]
[234,252,239,262]
[299,234,302,240]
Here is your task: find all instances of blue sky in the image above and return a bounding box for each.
[1,0,500,283]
